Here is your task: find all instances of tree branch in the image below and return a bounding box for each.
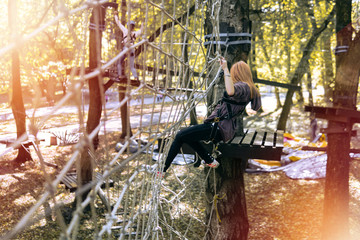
[291,5,335,85]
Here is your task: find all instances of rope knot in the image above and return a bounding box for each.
[214,193,226,223]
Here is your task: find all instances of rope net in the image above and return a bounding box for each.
[0,0,224,239]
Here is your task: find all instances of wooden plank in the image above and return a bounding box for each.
[218,144,282,160]
[97,188,110,208]
[264,131,275,147]
[61,176,73,188]
[61,177,77,191]
[275,130,284,148]
[230,129,248,145]
[60,172,113,192]
[301,146,327,152]
[240,129,255,145]
[315,113,349,123]
[230,136,244,145]
[217,128,284,161]
[301,146,360,153]
[254,78,301,90]
[63,173,78,191]
[305,106,360,123]
[252,131,266,147]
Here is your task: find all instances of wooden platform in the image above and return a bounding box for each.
[301,146,360,154]
[305,105,360,123]
[218,129,284,161]
[60,172,114,192]
[157,128,284,161]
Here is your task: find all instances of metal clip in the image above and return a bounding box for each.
[214,117,220,122]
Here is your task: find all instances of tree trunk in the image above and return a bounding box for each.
[118,0,133,140]
[322,1,360,238]
[79,5,105,201]
[205,158,249,240]
[275,87,282,109]
[205,0,250,239]
[306,64,313,107]
[119,85,133,140]
[182,31,198,125]
[321,5,334,105]
[277,7,335,130]
[9,0,32,166]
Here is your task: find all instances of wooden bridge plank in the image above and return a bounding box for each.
[157,128,284,162]
[253,131,266,147]
[264,132,275,147]
[60,172,114,192]
[240,129,255,145]
[230,129,248,144]
[275,130,284,148]
[230,136,243,145]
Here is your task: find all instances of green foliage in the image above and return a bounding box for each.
[0,0,208,97]
[1,0,356,103]
[251,0,337,96]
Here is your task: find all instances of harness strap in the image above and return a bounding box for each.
[209,122,219,142]
[222,97,248,106]
[123,32,136,44]
[208,92,250,142]
[218,94,249,120]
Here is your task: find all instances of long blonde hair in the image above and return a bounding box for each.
[230,61,259,99]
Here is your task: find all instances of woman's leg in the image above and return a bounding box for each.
[129,51,138,78]
[117,54,126,77]
[163,124,221,172]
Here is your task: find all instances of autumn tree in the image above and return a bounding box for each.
[79,2,117,203]
[276,2,335,130]
[204,0,251,239]
[8,0,32,167]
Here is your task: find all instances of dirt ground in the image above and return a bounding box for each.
[1,103,360,239]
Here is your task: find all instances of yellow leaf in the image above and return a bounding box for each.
[289,155,302,161]
[254,159,282,166]
[284,133,295,139]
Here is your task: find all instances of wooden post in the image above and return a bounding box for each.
[322,1,360,238]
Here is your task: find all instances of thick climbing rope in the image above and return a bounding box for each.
[0,0,224,239]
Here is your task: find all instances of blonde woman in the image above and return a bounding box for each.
[161,57,261,176]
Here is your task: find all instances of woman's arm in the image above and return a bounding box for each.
[134,23,144,38]
[219,57,235,96]
[114,13,128,35]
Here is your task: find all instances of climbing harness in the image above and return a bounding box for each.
[122,32,137,47]
[208,91,249,142]
[206,87,250,161]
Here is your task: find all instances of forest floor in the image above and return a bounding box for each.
[1,98,360,239]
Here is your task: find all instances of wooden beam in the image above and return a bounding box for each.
[65,67,300,90]
[254,78,301,90]
[305,105,360,123]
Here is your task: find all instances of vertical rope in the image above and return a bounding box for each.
[0,0,225,239]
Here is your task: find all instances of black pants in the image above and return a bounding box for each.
[163,123,222,172]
